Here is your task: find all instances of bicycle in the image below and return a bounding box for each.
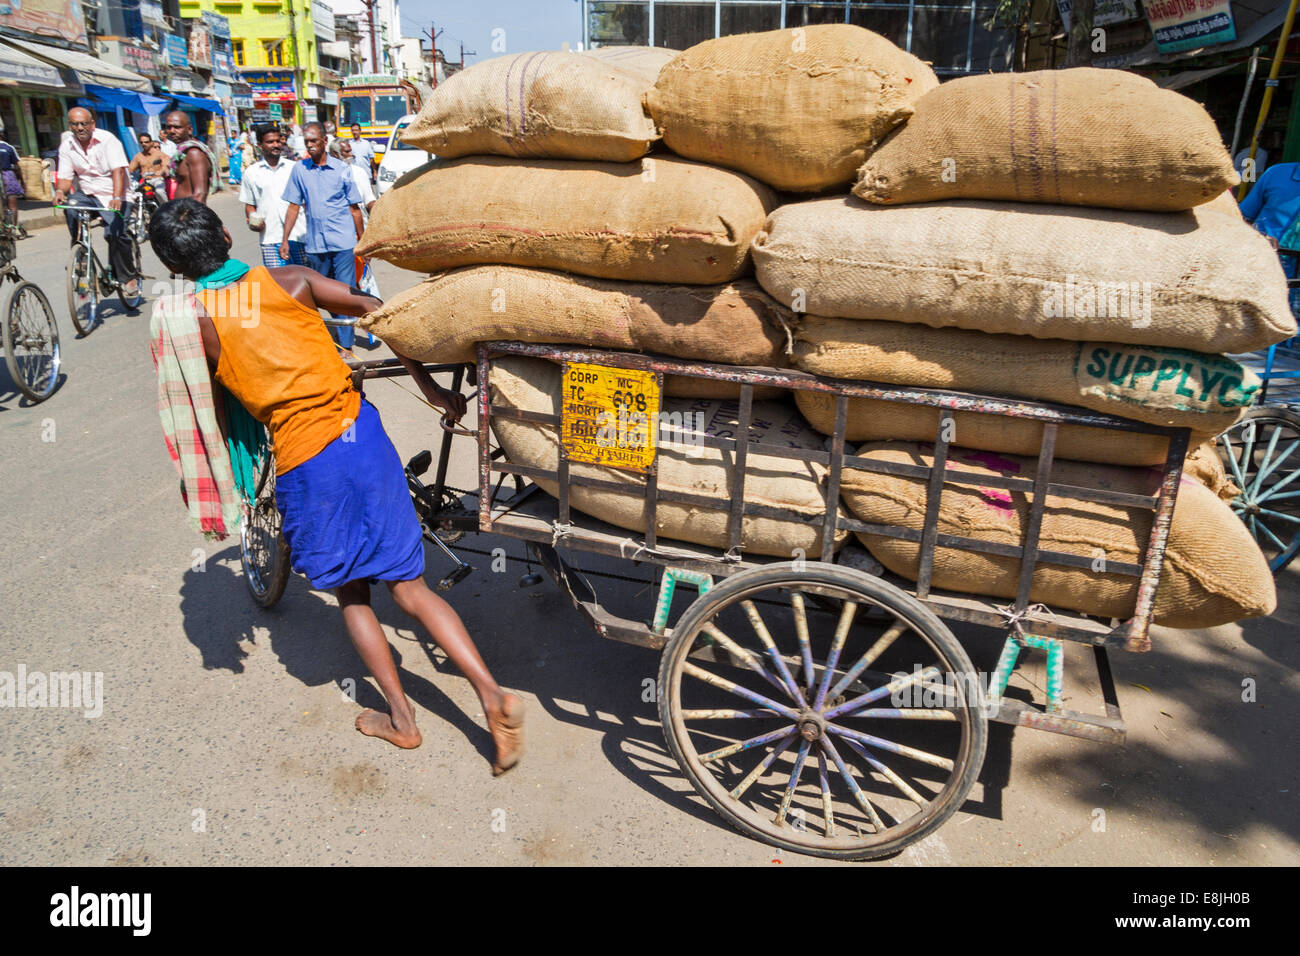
[60,202,145,336]
[0,226,61,403]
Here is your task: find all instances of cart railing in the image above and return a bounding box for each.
[475,341,1191,656]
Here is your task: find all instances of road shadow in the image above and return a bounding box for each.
[177,544,501,769]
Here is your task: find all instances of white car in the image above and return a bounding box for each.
[375,114,434,196]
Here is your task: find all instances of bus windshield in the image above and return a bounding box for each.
[375,94,407,125]
[340,96,371,126]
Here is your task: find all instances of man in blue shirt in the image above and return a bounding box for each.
[1239,161,1300,247]
[280,122,365,348]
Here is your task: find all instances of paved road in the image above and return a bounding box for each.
[0,190,1296,866]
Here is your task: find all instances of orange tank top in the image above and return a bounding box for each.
[202,266,361,474]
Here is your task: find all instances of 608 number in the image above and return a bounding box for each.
[612,390,647,412]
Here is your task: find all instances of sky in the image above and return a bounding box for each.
[398,1,587,66]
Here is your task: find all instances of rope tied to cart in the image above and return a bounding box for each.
[993,602,1055,635]
[550,520,573,546]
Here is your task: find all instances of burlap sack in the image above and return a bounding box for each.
[1184,441,1238,502]
[489,357,844,557]
[855,69,1238,211]
[663,378,786,401]
[400,52,658,161]
[840,442,1275,629]
[584,46,679,84]
[794,316,1256,432]
[753,197,1295,353]
[793,390,1212,466]
[362,265,794,367]
[643,24,937,192]
[358,156,777,283]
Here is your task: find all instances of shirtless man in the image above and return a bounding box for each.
[162,110,215,203]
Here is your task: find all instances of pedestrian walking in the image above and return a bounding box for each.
[240,125,307,268]
[280,122,365,349]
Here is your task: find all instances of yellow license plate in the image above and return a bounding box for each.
[560,362,661,473]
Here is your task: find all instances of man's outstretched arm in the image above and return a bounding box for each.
[270,266,467,419]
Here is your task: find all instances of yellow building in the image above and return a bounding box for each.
[181,0,333,123]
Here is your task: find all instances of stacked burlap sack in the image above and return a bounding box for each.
[746,67,1292,625]
[356,32,1285,623]
[356,26,937,557]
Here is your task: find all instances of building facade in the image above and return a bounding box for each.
[582,0,1015,75]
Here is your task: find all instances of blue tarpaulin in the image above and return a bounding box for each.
[167,93,226,116]
[82,84,170,116]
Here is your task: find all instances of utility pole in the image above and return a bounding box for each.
[287,0,301,124]
[363,0,378,72]
[424,22,443,85]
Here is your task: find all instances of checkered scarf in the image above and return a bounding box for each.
[149,292,241,540]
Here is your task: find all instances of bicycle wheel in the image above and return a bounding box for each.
[66,241,98,336]
[658,563,987,861]
[117,237,144,312]
[241,436,291,608]
[1218,406,1300,572]
[3,280,60,403]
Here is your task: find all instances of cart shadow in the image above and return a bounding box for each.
[176,549,500,768]
[0,368,68,407]
[1005,578,1300,856]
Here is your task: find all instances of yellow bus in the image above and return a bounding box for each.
[338,75,422,161]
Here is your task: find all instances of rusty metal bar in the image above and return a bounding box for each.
[1014,423,1058,613]
[915,409,954,599]
[841,453,1160,511]
[644,467,658,552]
[1124,428,1191,652]
[727,385,754,555]
[821,395,849,564]
[477,343,492,533]
[485,341,1181,436]
[556,453,571,527]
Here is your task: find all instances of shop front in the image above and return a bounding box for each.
[0,40,76,158]
[240,69,297,130]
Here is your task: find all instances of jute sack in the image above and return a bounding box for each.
[400,52,658,161]
[752,197,1295,353]
[840,442,1275,629]
[362,265,794,366]
[1184,442,1238,502]
[793,390,1213,466]
[794,316,1257,432]
[664,378,787,400]
[358,156,777,283]
[855,69,1238,211]
[489,357,845,557]
[584,46,679,84]
[643,24,937,192]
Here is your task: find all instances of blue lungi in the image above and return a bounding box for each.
[274,399,424,589]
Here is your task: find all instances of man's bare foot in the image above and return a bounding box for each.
[488,693,525,776]
[355,708,422,749]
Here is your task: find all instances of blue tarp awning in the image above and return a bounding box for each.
[167,93,225,116]
[82,83,170,116]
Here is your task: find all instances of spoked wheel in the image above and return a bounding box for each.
[66,242,98,336]
[658,563,988,861]
[117,238,144,312]
[241,437,291,608]
[3,280,60,403]
[1217,406,1300,572]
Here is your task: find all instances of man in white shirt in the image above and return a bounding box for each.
[348,124,376,181]
[239,125,308,268]
[54,107,139,297]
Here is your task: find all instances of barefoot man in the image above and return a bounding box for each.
[147,198,524,771]
[162,110,216,203]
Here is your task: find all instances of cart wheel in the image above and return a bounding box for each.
[3,280,60,403]
[66,242,98,336]
[658,562,987,861]
[1218,406,1300,573]
[241,440,290,608]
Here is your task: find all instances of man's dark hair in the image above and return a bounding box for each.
[148,198,228,280]
[139,133,152,143]
[351,123,361,131]
[303,121,325,139]
[255,123,279,144]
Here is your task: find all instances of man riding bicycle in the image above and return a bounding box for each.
[53,107,141,299]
